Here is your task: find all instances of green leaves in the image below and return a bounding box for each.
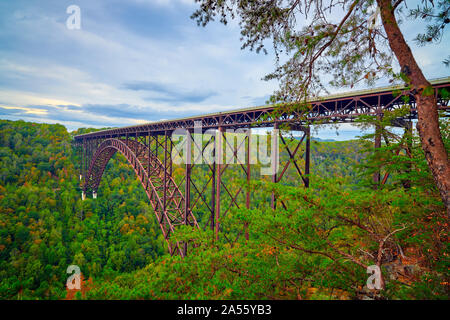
[410,1,450,46]
[422,85,435,97]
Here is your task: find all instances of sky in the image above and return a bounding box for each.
[0,0,448,140]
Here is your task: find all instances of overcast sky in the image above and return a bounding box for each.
[0,0,448,140]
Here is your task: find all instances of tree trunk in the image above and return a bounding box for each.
[377,0,450,214]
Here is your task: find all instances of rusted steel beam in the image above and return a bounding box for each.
[305,127,310,188]
[211,133,216,232]
[184,130,191,256]
[271,123,279,210]
[215,127,223,241]
[245,129,251,241]
[163,131,168,212]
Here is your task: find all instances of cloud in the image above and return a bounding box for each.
[0,102,203,130]
[0,107,25,116]
[0,104,109,126]
[81,103,196,119]
[123,81,217,104]
[241,95,271,106]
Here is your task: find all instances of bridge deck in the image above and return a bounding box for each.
[74,77,450,140]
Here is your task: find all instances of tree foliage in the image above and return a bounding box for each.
[191,0,450,214]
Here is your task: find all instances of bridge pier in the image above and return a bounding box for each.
[184,130,191,256]
[210,133,216,232]
[271,123,279,210]
[305,127,310,188]
[215,127,223,241]
[245,128,251,241]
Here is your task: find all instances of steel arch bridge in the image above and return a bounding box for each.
[73,77,450,256]
[85,138,198,256]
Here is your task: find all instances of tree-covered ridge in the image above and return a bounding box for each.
[0,119,447,300]
[0,120,163,299]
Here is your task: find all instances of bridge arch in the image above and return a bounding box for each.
[83,138,199,256]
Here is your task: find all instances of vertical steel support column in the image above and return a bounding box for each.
[215,127,223,241]
[169,134,173,177]
[184,130,192,255]
[89,139,92,163]
[86,139,89,179]
[135,132,138,156]
[305,127,310,188]
[245,128,251,240]
[84,138,88,189]
[271,123,279,210]
[81,138,85,185]
[86,139,88,169]
[373,99,382,186]
[89,139,93,191]
[373,121,382,185]
[210,133,216,231]
[78,142,82,181]
[155,134,159,160]
[163,131,168,211]
[85,139,89,185]
[147,133,151,178]
[92,138,97,195]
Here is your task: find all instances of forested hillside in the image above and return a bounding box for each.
[0,119,447,300]
[0,120,163,299]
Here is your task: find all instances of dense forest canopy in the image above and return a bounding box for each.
[0,120,164,299]
[0,118,448,299]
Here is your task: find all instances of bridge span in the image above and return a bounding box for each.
[73,77,450,256]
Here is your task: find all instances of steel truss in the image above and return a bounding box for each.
[73,79,450,255]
